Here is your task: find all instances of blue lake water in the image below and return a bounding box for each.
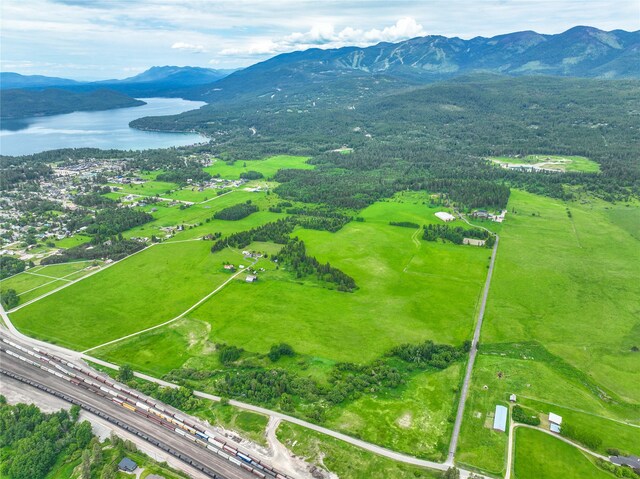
[0,97,207,156]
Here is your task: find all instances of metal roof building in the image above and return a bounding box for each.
[118,457,137,472]
[548,412,563,425]
[493,405,508,432]
[435,211,456,222]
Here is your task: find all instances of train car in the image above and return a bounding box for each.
[195,438,208,448]
[222,444,237,455]
[122,403,136,412]
[113,384,122,391]
[229,457,242,466]
[135,401,150,411]
[241,463,253,473]
[216,449,230,460]
[70,378,81,385]
[237,452,252,464]
[195,432,209,441]
[111,398,123,405]
[210,438,225,449]
[251,469,266,478]
[174,428,186,436]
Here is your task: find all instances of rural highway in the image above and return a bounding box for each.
[447,234,500,464]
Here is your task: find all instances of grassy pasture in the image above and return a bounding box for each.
[203,155,312,179]
[185,194,488,363]
[513,428,614,479]
[277,422,442,479]
[483,190,640,404]
[456,352,640,474]
[9,241,249,350]
[325,364,462,461]
[488,154,600,173]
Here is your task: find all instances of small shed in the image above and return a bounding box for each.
[118,457,137,472]
[550,423,561,433]
[548,412,563,425]
[493,405,508,432]
[435,211,455,222]
[246,275,257,283]
[509,394,517,403]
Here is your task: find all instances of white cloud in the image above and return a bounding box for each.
[220,17,426,56]
[171,42,206,53]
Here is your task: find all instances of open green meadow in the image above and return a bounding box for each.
[458,190,640,474]
[483,191,640,403]
[324,364,462,460]
[8,241,251,350]
[0,261,102,307]
[513,428,614,479]
[203,155,313,179]
[277,422,442,479]
[488,155,600,173]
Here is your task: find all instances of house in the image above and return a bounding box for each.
[493,405,508,432]
[246,275,257,283]
[223,264,235,271]
[435,211,455,222]
[509,394,517,403]
[472,210,489,219]
[118,457,137,472]
[610,455,640,473]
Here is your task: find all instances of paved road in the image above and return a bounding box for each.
[447,235,500,464]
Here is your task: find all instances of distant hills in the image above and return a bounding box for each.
[192,26,639,103]
[0,66,233,97]
[0,89,145,119]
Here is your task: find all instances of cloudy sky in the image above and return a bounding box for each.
[1,0,638,80]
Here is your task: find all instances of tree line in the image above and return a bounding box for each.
[275,239,357,292]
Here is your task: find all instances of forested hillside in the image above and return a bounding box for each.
[131,75,640,209]
[0,89,145,119]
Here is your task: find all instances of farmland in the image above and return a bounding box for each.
[513,428,614,479]
[203,155,313,179]
[457,190,640,474]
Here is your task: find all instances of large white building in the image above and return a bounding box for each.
[435,211,456,222]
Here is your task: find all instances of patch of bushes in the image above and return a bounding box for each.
[512,405,540,426]
[240,170,264,180]
[0,289,19,310]
[213,202,259,221]
[219,344,244,365]
[389,221,420,228]
[560,422,602,451]
[268,343,295,362]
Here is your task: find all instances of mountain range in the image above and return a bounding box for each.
[1,26,638,118]
[193,26,639,103]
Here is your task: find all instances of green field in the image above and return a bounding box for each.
[277,422,442,479]
[513,428,614,479]
[458,190,640,474]
[203,155,313,179]
[9,242,249,350]
[488,155,601,173]
[483,191,640,403]
[325,364,462,460]
[0,261,101,307]
[85,192,488,458]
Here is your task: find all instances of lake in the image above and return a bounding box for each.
[0,97,207,156]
